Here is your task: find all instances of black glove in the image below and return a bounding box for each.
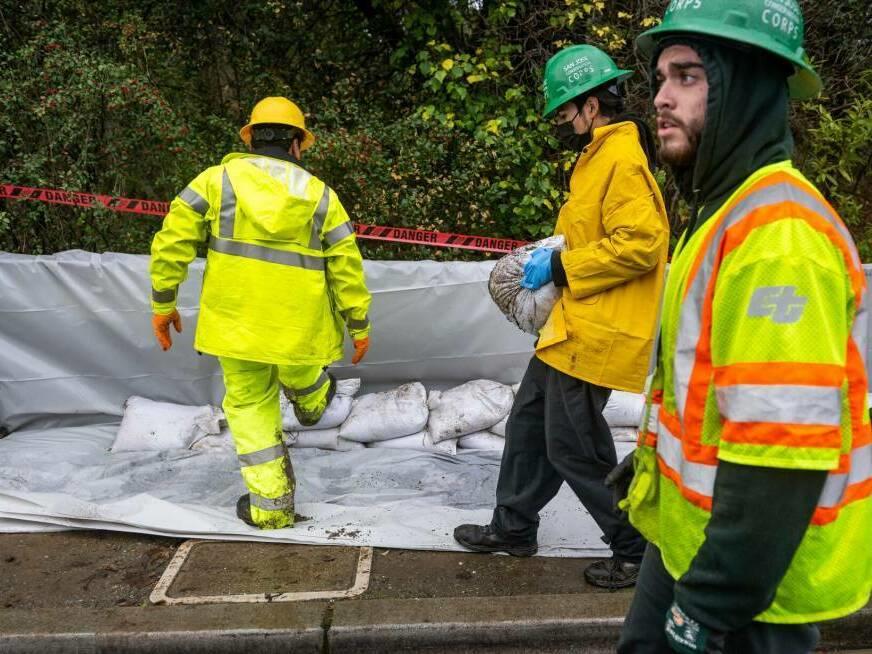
[604,452,635,514]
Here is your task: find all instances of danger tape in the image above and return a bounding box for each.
[1,183,528,254]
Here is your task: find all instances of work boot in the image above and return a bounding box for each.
[291,372,336,427]
[236,494,295,530]
[236,494,258,528]
[453,523,538,557]
[583,558,640,589]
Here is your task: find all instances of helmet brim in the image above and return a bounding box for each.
[636,23,821,100]
[239,122,317,151]
[543,69,634,119]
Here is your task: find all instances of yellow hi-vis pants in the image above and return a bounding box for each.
[219,357,333,529]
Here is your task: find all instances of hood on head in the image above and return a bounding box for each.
[651,36,794,232]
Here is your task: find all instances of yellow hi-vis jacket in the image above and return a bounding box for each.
[149,152,371,365]
[536,121,670,392]
[626,161,872,622]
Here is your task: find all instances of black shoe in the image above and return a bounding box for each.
[583,558,640,589]
[236,494,257,528]
[293,372,337,427]
[453,523,538,557]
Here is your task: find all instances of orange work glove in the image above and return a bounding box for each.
[152,310,182,351]
[352,337,369,365]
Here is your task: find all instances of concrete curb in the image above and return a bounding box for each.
[0,596,868,653]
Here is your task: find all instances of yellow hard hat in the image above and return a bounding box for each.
[239,97,316,151]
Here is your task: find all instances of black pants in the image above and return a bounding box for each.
[618,545,820,653]
[490,356,645,561]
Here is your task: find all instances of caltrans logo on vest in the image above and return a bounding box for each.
[747,285,808,324]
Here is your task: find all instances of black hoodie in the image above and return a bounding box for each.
[651,37,828,633]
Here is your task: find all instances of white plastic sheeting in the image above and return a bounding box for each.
[0,251,623,556]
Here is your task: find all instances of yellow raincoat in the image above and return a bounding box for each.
[150,152,371,363]
[536,121,669,392]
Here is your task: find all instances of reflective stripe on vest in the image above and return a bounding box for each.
[716,384,841,425]
[209,236,325,271]
[250,491,293,511]
[309,186,330,250]
[219,169,236,238]
[238,443,287,467]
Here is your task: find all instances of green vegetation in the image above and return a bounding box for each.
[0,1,869,260]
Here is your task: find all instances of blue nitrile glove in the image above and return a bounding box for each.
[520,247,554,290]
[664,602,725,654]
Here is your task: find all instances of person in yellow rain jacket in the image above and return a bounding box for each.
[149,97,371,530]
[454,45,670,590]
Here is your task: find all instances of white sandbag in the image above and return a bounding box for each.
[610,427,639,443]
[367,430,457,455]
[603,391,646,427]
[190,428,235,452]
[427,379,514,443]
[488,235,565,335]
[511,383,521,394]
[489,414,509,437]
[112,396,223,452]
[339,382,429,443]
[458,431,505,452]
[279,377,361,431]
[287,428,364,451]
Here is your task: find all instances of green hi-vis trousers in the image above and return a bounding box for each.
[218,357,333,529]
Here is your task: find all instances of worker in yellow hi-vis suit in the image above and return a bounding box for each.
[149,97,372,530]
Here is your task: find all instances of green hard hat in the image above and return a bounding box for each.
[636,0,821,100]
[542,45,633,118]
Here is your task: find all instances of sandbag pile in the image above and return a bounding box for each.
[488,235,566,335]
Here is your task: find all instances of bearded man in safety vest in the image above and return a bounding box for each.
[609,1,872,651]
[149,97,371,530]
[454,45,670,590]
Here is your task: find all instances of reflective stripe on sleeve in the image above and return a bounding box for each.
[238,443,287,467]
[152,287,177,303]
[178,186,209,215]
[249,491,294,511]
[209,236,325,271]
[346,315,370,331]
[716,384,842,426]
[323,221,355,247]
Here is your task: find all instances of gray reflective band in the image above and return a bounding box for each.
[178,186,209,216]
[716,384,842,426]
[249,491,294,511]
[152,287,177,303]
[346,315,370,330]
[238,444,286,467]
[309,186,330,250]
[818,444,872,508]
[285,370,330,399]
[220,169,236,238]
[323,221,355,247]
[656,420,716,498]
[209,236,325,271]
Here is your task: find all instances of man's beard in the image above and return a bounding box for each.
[658,114,703,168]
